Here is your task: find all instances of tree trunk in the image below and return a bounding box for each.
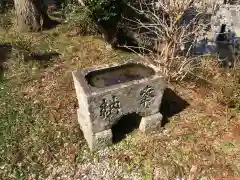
[14,0,52,32]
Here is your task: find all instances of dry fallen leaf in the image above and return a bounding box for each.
[187,165,199,180]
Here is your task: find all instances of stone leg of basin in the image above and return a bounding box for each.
[77,109,113,151]
[90,129,113,151]
[139,113,162,133]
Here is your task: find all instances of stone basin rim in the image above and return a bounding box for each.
[81,58,160,75]
[85,62,157,88]
[72,57,164,95]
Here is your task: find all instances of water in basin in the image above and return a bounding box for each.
[85,63,155,88]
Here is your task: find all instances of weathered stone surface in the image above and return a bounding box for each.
[77,109,113,151]
[73,57,166,151]
[92,129,113,151]
[211,4,240,66]
[211,4,240,38]
[139,112,162,133]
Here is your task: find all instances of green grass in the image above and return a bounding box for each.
[0,83,43,178]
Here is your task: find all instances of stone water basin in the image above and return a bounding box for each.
[72,57,166,151]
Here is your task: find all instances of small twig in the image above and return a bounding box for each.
[77,0,85,6]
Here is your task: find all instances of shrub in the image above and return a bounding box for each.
[121,0,220,81]
[86,0,122,21]
[0,10,13,30]
[62,1,98,36]
[0,0,14,13]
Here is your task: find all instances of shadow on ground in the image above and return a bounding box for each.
[111,88,189,144]
[43,18,61,30]
[159,88,190,127]
[112,113,142,144]
[0,44,12,82]
[24,51,61,68]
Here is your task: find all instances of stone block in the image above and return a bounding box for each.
[139,112,162,133]
[72,56,166,151]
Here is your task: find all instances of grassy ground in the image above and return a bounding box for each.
[0,11,240,180]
